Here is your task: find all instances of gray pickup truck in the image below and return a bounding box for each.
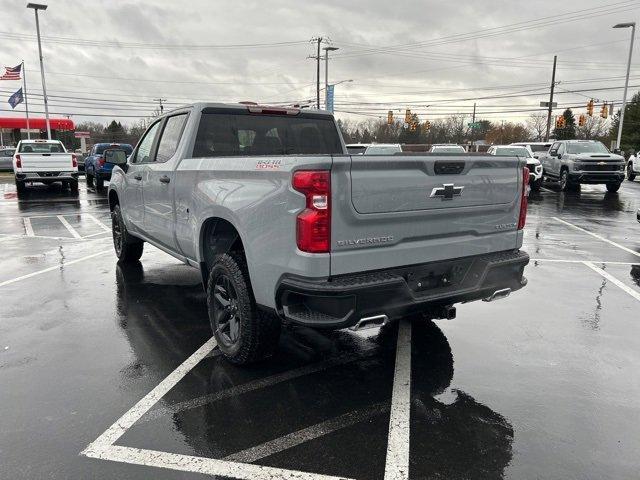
[106,103,529,364]
[539,139,626,192]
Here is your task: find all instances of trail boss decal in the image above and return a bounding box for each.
[256,159,282,170]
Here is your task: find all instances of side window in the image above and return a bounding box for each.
[132,121,161,164]
[550,142,560,155]
[155,114,188,163]
[557,143,565,155]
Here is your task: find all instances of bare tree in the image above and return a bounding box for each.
[576,116,609,140]
[526,113,547,141]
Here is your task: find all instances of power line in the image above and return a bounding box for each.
[0,31,309,50]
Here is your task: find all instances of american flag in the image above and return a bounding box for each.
[0,64,21,80]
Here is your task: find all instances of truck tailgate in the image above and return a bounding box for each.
[19,153,74,172]
[330,154,525,275]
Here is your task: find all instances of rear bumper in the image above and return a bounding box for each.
[15,172,78,182]
[569,172,624,184]
[275,249,529,329]
[96,171,112,180]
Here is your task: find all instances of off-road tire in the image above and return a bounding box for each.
[69,180,79,194]
[86,172,94,189]
[95,175,104,191]
[627,163,636,181]
[606,182,621,193]
[111,204,144,262]
[207,252,280,365]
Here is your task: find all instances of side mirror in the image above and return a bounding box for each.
[557,153,562,159]
[105,149,127,166]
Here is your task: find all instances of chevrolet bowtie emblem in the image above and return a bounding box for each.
[430,183,464,200]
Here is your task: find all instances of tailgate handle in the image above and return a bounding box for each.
[434,161,465,175]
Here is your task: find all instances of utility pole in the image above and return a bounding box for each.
[613,22,636,150]
[153,98,166,115]
[315,37,322,109]
[470,102,476,150]
[544,55,557,142]
[323,46,339,110]
[27,3,51,140]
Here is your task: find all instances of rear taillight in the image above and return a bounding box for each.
[71,154,77,168]
[518,167,530,230]
[15,154,21,168]
[292,170,331,253]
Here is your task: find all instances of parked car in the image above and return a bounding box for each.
[12,139,78,194]
[510,142,553,160]
[0,147,16,171]
[345,143,370,155]
[488,145,543,191]
[107,103,529,364]
[364,143,402,155]
[429,144,466,153]
[85,143,133,190]
[538,140,626,192]
[627,151,639,182]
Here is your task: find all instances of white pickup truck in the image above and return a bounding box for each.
[13,139,79,194]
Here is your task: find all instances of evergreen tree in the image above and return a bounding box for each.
[609,91,640,153]
[553,108,576,140]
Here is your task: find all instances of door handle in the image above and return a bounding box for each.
[159,175,171,184]
[133,174,142,181]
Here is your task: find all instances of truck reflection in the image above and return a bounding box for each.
[115,263,513,478]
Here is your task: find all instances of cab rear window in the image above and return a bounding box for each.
[192,113,343,157]
[19,142,65,153]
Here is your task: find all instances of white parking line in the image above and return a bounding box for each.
[530,258,640,265]
[56,215,82,239]
[81,335,356,480]
[86,214,111,232]
[224,402,389,463]
[83,337,217,449]
[0,249,111,287]
[553,216,640,258]
[23,217,34,237]
[140,349,377,424]
[384,319,412,480]
[582,261,640,302]
[88,445,352,480]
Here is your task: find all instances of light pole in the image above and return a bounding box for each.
[613,21,636,151]
[323,46,338,110]
[27,3,51,140]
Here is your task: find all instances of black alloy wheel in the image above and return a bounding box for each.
[212,273,241,348]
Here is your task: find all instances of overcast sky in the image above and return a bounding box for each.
[0,0,638,127]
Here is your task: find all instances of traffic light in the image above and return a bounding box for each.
[423,120,431,130]
[409,121,417,132]
[387,110,394,125]
[578,114,586,127]
[405,109,411,123]
[587,99,594,116]
[600,103,608,119]
[555,116,566,129]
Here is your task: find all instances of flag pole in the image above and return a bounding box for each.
[22,60,31,140]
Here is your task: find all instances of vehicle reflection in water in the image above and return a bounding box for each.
[548,188,627,215]
[14,183,81,212]
[115,263,513,478]
[631,265,640,288]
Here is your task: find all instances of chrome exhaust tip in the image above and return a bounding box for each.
[350,314,389,331]
[483,288,512,302]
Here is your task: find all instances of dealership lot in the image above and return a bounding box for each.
[1,177,640,480]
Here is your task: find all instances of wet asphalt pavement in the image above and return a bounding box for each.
[1,176,639,480]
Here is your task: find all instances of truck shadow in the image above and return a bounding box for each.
[114,262,513,479]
